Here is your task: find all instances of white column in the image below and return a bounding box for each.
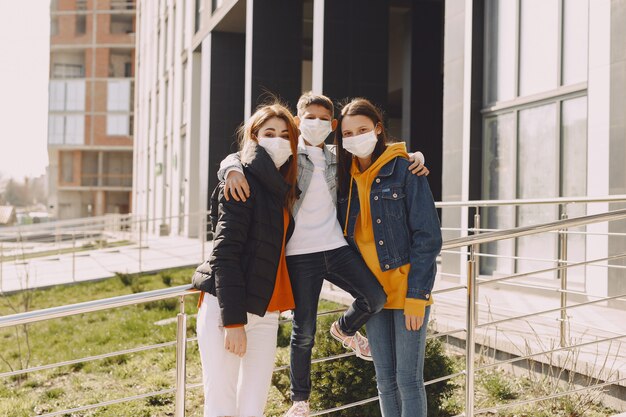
[311,0,325,94]
[198,36,212,228]
[585,0,611,298]
[187,51,203,238]
[441,0,473,283]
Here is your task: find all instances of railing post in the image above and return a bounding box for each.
[138,216,142,274]
[72,232,76,282]
[0,241,3,291]
[558,212,569,348]
[55,224,60,256]
[175,295,187,417]
[465,244,477,417]
[473,207,480,323]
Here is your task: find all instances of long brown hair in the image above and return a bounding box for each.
[335,98,388,197]
[238,103,299,211]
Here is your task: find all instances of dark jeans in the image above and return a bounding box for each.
[287,245,387,402]
[366,306,431,417]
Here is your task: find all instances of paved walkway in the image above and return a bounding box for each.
[0,235,209,292]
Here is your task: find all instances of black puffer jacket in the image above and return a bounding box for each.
[192,143,295,326]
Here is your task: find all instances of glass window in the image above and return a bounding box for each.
[109,49,133,77]
[111,1,135,10]
[65,80,86,111]
[172,6,177,57]
[156,29,161,80]
[180,0,186,50]
[49,81,66,111]
[107,80,131,111]
[110,14,134,34]
[51,51,85,78]
[51,17,59,36]
[181,61,187,122]
[60,152,74,184]
[107,115,130,135]
[561,96,588,283]
[562,0,589,85]
[76,15,87,35]
[484,0,517,104]
[164,16,169,72]
[517,103,558,278]
[195,0,201,33]
[165,79,169,134]
[48,115,65,144]
[65,115,85,145]
[481,113,516,275]
[519,0,559,96]
[212,0,223,12]
[81,152,99,186]
[561,97,588,198]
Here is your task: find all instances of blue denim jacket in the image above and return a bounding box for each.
[337,157,442,301]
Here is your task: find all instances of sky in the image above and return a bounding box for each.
[0,1,50,181]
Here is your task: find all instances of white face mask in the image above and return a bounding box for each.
[299,118,332,147]
[257,137,293,168]
[342,130,378,158]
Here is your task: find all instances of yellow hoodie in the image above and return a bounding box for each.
[348,143,433,317]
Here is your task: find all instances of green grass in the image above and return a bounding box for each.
[440,355,618,417]
[0,271,619,417]
[0,267,204,417]
[0,272,352,417]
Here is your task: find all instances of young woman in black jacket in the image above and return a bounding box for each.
[192,103,299,417]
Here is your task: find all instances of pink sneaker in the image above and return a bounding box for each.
[284,400,310,417]
[330,321,373,361]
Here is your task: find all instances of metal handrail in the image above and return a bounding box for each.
[4,208,626,329]
[442,208,626,250]
[0,285,194,329]
[2,208,626,416]
[435,194,626,208]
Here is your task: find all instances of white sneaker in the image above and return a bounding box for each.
[284,400,310,417]
[330,321,373,361]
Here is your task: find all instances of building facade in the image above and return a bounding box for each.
[48,0,135,219]
[133,0,626,299]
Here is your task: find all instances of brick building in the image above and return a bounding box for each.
[48,0,135,219]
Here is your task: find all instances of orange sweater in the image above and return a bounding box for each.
[199,208,295,327]
[267,208,296,312]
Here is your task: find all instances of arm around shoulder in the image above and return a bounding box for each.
[217,151,243,181]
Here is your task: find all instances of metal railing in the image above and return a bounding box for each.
[0,210,212,292]
[1,204,626,415]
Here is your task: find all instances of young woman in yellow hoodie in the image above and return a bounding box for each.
[335,98,443,417]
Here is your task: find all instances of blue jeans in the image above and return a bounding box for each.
[286,245,387,401]
[366,306,431,417]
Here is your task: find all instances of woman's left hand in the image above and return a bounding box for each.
[405,314,424,331]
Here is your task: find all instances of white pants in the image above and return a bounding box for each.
[197,294,279,417]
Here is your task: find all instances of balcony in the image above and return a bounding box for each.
[80,173,132,188]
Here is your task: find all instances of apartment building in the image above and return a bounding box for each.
[48,0,135,219]
[133,0,197,237]
[134,0,626,300]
